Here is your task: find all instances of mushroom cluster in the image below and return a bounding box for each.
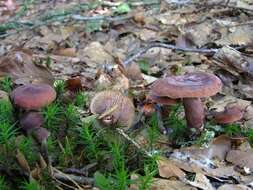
[149,72,222,130]
[90,90,135,128]
[11,84,56,143]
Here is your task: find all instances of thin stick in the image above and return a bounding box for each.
[123,42,218,66]
[116,128,152,157]
[53,167,83,190]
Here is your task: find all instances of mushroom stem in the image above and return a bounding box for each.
[183,98,204,129]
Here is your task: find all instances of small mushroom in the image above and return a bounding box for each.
[11,84,56,110]
[20,111,44,132]
[90,90,135,128]
[150,72,222,129]
[20,111,50,144]
[213,106,243,124]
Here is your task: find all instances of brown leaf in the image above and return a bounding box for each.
[216,26,253,46]
[187,173,215,190]
[207,135,232,160]
[30,165,41,180]
[65,76,82,92]
[226,150,253,170]
[130,174,196,190]
[0,50,54,85]
[54,48,77,57]
[16,149,31,173]
[0,90,9,101]
[218,184,251,190]
[157,157,186,179]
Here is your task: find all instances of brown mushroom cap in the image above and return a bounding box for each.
[20,111,44,132]
[90,90,135,127]
[213,106,243,124]
[150,72,222,99]
[11,84,56,110]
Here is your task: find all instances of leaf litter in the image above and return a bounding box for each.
[0,0,253,189]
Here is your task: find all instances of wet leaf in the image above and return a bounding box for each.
[114,3,131,14]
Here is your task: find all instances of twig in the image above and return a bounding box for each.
[53,167,94,187]
[71,14,132,22]
[123,42,218,66]
[53,167,84,190]
[116,128,152,157]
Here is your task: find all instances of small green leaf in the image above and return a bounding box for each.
[94,172,111,190]
[138,59,150,74]
[85,20,103,33]
[114,3,131,14]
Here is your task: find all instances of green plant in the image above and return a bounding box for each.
[21,179,43,190]
[0,122,17,152]
[94,142,129,190]
[223,124,241,137]
[110,142,129,190]
[242,128,253,144]
[18,137,38,164]
[137,155,158,190]
[165,104,187,145]
[43,103,62,131]
[138,59,150,74]
[75,91,88,108]
[195,130,215,146]
[59,136,75,166]
[147,113,159,152]
[0,77,13,93]
[94,172,112,190]
[80,122,100,160]
[0,176,8,190]
[54,80,65,96]
[65,104,80,127]
[0,100,14,124]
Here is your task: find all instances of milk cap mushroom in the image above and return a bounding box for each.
[150,72,222,129]
[213,106,243,124]
[11,84,56,110]
[20,111,44,132]
[90,90,135,128]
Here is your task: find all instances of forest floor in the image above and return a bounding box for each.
[0,0,253,189]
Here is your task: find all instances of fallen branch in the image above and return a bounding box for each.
[123,42,218,66]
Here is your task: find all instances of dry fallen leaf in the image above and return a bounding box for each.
[157,157,186,179]
[207,135,231,160]
[0,90,9,101]
[16,149,31,174]
[130,174,197,190]
[187,173,215,190]
[54,47,77,57]
[0,49,54,85]
[216,26,253,46]
[226,150,253,171]
[218,184,252,190]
